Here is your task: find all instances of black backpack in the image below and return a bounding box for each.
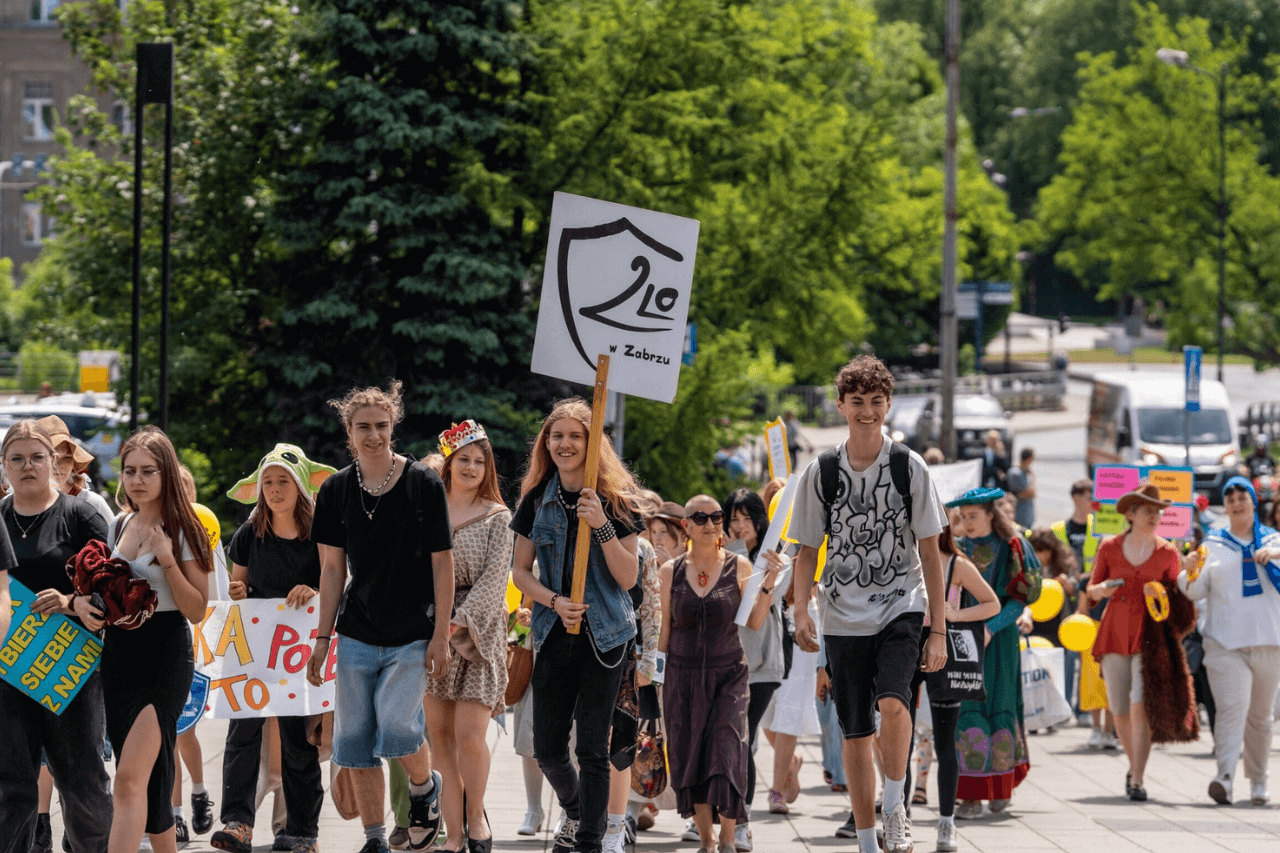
[816,440,912,535]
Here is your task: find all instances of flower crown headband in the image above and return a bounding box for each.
[439,419,487,457]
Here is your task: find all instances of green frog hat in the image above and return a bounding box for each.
[227,443,337,504]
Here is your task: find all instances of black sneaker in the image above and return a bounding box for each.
[61,834,70,853]
[273,834,296,852]
[174,816,190,845]
[191,792,215,835]
[553,817,579,851]
[834,812,858,839]
[34,813,53,853]
[357,840,390,853]
[406,770,443,851]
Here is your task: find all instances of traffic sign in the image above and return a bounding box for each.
[1184,346,1201,412]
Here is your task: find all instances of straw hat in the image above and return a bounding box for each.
[32,415,94,472]
[1115,481,1173,514]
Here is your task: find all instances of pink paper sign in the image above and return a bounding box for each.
[1156,505,1193,540]
[1093,466,1140,502]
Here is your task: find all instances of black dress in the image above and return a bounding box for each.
[101,515,195,836]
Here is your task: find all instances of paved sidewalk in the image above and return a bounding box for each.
[46,709,1278,853]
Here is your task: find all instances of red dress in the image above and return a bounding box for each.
[1089,534,1181,659]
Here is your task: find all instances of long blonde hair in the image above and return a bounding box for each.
[520,398,642,520]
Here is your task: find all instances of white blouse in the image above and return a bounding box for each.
[1178,530,1280,650]
[108,513,196,614]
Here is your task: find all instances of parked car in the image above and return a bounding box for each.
[886,394,934,452]
[0,401,127,480]
[896,393,1015,461]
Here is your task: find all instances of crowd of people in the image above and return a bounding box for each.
[1,354,1278,853]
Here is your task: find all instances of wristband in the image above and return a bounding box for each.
[761,587,774,595]
[549,593,560,612]
[592,520,617,544]
[930,630,946,636]
[316,635,332,644]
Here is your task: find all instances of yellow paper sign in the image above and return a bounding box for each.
[765,418,790,480]
[1093,504,1125,535]
[1144,467,1193,504]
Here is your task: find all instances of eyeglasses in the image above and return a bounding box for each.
[5,453,50,469]
[688,510,725,527]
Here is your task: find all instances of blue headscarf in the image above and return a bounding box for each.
[1209,476,1280,598]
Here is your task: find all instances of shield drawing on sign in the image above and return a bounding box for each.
[177,670,210,735]
[558,218,685,372]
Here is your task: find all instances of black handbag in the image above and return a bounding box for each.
[925,556,987,703]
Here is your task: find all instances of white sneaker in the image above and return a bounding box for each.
[1086,729,1105,750]
[882,803,912,853]
[681,818,701,842]
[518,807,545,836]
[733,822,752,852]
[1250,781,1269,805]
[1101,732,1120,750]
[138,840,152,853]
[1208,773,1233,805]
[602,826,626,853]
[936,820,958,852]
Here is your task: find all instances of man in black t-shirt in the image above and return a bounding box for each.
[306,387,455,853]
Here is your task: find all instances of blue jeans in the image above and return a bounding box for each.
[817,694,846,787]
[332,636,429,768]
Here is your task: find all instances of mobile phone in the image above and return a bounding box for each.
[1102,578,1125,588]
[88,592,106,615]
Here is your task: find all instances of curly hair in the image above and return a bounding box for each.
[836,354,894,399]
[1027,527,1078,576]
[328,380,405,456]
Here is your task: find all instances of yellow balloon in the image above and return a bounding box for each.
[505,575,522,613]
[1029,577,1065,622]
[1028,635,1054,650]
[814,537,828,583]
[1058,614,1099,653]
[192,503,220,550]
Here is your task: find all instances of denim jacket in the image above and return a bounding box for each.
[527,474,637,653]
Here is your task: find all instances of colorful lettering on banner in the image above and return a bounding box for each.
[1092,466,1140,502]
[0,579,103,715]
[1091,464,1195,541]
[194,598,338,719]
[1155,505,1193,540]
[765,418,789,480]
[1140,466,1194,504]
[1093,505,1126,536]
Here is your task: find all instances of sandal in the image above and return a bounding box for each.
[912,787,928,806]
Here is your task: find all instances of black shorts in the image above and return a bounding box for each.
[823,612,924,739]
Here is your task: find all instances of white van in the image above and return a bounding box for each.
[1086,371,1240,499]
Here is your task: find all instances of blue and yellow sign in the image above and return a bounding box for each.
[0,579,103,715]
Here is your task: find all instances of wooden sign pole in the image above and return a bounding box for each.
[567,353,610,635]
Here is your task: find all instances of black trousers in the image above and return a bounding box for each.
[744,682,779,811]
[0,672,113,853]
[531,624,628,853]
[220,716,323,837]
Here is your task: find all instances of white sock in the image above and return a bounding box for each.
[939,814,955,828]
[364,824,387,843]
[883,776,906,811]
[173,806,184,819]
[191,782,206,796]
[408,775,434,798]
[857,827,879,853]
[605,812,625,835]
[625,801,643,820]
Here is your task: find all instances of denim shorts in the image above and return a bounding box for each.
[332,635,429,768]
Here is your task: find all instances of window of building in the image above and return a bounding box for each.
[112,100,133,136]
[22,82,56,141]
[30,0,61,22]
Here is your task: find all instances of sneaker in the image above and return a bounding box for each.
[681,818,701,842]
[733,822,752,852]
[1101,732,1120,751]
[191,792,215,835]
[139,839,152,853]
[62,834,70,853]
[516,809,544,837]
[955,800,983,820]
[623,814,637,844]
[553,817,578,851]
[211,821,254,853]
[1251,781,1269,805]
[936,820,957,852]
[834,813,858,838]
[388,827,410,850]
[406,770,443,851]
[273,834,296,852]
[882,803,912,853]
[988,798,1011,813]
[767,790,788,815]
[356,840,389,853]
[291,837,318,853]
[602,826,625,853]
[34,814,52,853]
[1087,729,1105,750]
[636,804,656,831]
[174,816,190,845]
[1209,773,1233,805]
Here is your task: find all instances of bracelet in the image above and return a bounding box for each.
[930,630,946,636]
[592,520,617,544]
[549,593,560,612]
[761,587,774,595]
[315,635,332,644]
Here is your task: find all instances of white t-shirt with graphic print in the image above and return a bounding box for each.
[791,438,946,637]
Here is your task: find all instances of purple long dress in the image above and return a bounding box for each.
[663,552,750,820]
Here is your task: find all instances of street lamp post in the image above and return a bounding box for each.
[1157,47,1227,382]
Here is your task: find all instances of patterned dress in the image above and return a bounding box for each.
[425,504,514,717]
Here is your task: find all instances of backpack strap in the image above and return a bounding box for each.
[888,440,913,526]
[817,447,841,536]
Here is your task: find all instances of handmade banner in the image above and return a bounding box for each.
[531,192,700,403]
[765,418,789,480]
[0,579,103,715]
[929,458,983,506]
[735,473,800,626]
[1091,464,1195,540]
[194,598,337,719]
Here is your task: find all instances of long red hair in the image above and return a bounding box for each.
[519,398,642,520]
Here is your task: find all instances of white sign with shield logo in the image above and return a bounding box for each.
[531,192,700,403]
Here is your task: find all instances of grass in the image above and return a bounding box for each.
[1018,347,1254,365]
